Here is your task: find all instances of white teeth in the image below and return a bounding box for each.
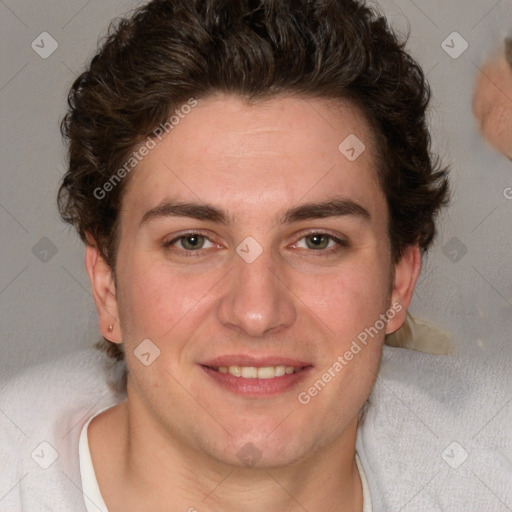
[228,366,241,377]
[274,365,286,377]
[241,366,258,378]
[216,365,299,379]
[257,366,275,379]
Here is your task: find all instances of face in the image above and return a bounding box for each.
[89,94,419,469]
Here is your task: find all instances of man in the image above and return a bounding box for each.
[0,1,454,510]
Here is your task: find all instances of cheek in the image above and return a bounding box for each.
[294,259,391,338]
[116,258,211,342]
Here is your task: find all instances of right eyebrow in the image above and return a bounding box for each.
[139,201,232,228]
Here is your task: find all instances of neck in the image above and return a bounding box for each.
[89,396,363,512]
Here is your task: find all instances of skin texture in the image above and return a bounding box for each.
[85,94,421,512]
[473,42,512,160]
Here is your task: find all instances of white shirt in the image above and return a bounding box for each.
[79,406,112,512]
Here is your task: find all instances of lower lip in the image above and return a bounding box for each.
[200,365,313,397]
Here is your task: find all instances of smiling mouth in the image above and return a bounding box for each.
[205,365,308,379]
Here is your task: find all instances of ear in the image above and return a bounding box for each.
[386,244,422,334]
[84,234,121,344]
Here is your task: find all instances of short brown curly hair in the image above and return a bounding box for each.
[57,0,449,362]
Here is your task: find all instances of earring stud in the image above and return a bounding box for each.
[108,324,113,332]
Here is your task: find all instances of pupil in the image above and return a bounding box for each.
[308,234,327,249]
[184,235,202,249]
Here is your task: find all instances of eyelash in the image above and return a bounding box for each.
[162,231,349,257]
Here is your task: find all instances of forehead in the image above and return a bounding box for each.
[120,94,384,220]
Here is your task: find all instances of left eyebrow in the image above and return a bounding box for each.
[279,198,371,224]
[139,197,371,228]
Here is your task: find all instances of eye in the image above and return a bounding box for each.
[294,232,348,252]
[164,233,215,251]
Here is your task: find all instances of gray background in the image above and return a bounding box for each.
[1,0,512,380]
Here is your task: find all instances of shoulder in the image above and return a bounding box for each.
[0,348,126,426]
[357,345,512,511]
[0,348,126,510]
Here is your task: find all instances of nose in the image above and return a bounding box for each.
[216,244,297,338]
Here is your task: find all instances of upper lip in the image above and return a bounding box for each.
[200,355,312,368]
